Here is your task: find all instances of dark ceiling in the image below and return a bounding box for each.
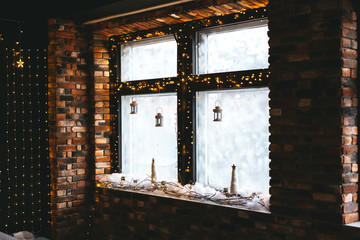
[0,0,268,46]
[0,0,118,21]
[0,0,193,22]
[0,0,109,47]
[0,0,187,47]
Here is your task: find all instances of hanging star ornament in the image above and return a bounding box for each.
[17,58,24,68]
[0,34,3,41]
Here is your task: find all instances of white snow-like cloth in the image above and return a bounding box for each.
[100,173,270,211]
[0,232,17,240]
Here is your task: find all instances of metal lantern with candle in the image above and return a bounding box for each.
[130,98,138,114]
[213,100,222,122]
[155,107,163,127]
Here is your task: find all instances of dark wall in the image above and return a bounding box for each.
[0,19,48,49]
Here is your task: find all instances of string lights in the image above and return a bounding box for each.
[0,45,50,235]
[4,47,12,232]
[109,7,269,184]
[15,26,24,69]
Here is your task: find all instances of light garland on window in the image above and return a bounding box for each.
[109,7,268,91]
[109,7,269,183]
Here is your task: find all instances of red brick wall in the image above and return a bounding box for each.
[340,0,358,223]
[268,0,358,225]
[94,187,360,240]
[91,32,111,180]
[48,18,113,240]
[48,19,93,240]
[93,0,360,238]
[48,0,360,239]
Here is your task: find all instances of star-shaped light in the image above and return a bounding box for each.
[17,59,24,68]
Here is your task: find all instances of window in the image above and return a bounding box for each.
[120,35,177,81]
[196,20,269,74]
[111,10,270,195]
[121,93,178,180]
[196,88,270,193]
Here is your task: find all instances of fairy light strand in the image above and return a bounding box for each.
[27,49,35,230]
[4,48,11,232]
[12,48,20,228]
[20,46,26,227]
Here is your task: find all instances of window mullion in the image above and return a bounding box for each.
[177,27,195,184]
[109,39,121,173]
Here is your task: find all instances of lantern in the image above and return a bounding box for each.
[130,99,138,114]
[155,107,163,127]
[213,100,222,122]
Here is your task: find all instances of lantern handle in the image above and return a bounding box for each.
[215,99,221,107]
[156,107,163,114]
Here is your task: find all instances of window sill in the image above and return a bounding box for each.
[346,221,360,228]
[96,182,270,214]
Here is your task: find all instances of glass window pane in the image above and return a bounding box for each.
[196,88,270,193]
[196,20,269,74]
[121,36,177,81]
[121,93,178,180]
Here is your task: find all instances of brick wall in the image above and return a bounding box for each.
[94,187,360,240]
[48,19,112,240]
[48,0,360,239]
[91,33,111,181]
[48,19,93,240]
[340,0,358,223]
[92,0,360,239]
[268,0,358,225]
[94,188,274,240]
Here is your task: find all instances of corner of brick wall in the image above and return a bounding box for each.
[91,32,111,181]
[340,0,358,224]
[268,0,358,225]
[48,18,94,239]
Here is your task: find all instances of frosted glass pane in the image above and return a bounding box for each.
[197,20,269,74]
[121,93,178,180]
[196,88,270,193]
[121,36,177,81]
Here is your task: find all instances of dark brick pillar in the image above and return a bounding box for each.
[91,32,111,181]
[340,0,358,224]
[268,0,358,224]
[48,19,93,239]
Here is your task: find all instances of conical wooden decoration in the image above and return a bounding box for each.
[151,158,157,183]
[230,164,238,195]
